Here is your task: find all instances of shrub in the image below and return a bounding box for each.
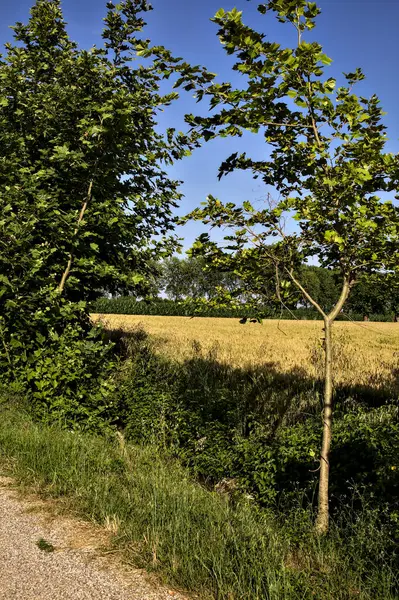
[0,294,118,432]
[110,328,399,529]
[91,296,396,321]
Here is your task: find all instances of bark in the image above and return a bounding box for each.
[315,316,333,534]
[315,277,351,535]
[57,180,93,295]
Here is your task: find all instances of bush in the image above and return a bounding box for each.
[25,324,118,431]
[0,294,118,432]
[109,328,399,530]
[91,296,397,321]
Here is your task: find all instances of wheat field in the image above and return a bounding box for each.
[92,314,399,392]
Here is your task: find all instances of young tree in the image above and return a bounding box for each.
[0,0,193,418]
[183,0,399,532]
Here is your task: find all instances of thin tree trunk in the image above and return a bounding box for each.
[315,316,333,534]
[286,268,352,534]
[315,277,351,534]
[57,180,93,295]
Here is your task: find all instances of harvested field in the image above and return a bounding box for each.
[92,314,399,393]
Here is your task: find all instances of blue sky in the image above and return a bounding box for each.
[1,0,398,249]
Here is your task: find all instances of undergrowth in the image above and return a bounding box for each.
[0,406,397,600]
[111,327,399,517]
[0,324,397,599]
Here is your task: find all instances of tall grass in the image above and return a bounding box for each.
[0,406,396,600]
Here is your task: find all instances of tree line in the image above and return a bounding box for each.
[138,257,399,320]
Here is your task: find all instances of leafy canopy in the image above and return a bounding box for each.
[181,0,399,312]
[0,0,194,424]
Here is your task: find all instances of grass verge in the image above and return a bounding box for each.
[0,406,396,600]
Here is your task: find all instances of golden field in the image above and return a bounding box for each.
[92,314,399,392]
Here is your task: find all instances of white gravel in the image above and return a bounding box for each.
[0,479,188,600]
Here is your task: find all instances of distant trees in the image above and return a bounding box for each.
[150,258,398,319]
[158,256,239,302]
[346,274,399,320]
[299,267,340,313]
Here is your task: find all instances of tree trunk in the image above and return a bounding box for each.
[286,270,351,535]
[315,278,351,535]
[315,317,333,535]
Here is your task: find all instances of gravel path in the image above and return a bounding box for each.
[0,478,188,600]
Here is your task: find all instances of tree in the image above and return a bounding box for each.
[160,257,192,301]
[183,0,399,532]
[346,273,399,320]
[300,266,340,312]
[0,0,193,420]
[159,256,243,302]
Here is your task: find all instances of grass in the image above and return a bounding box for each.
[92,314,399,394]
[36,538,55,552]
[0,406,397,600]
[1,316,397,598]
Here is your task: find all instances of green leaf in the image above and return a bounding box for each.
[319,53,332,66]
[243,200,254,212]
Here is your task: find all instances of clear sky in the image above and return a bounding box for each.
[1,0,398,249]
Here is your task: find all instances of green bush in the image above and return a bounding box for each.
[0,294,117,432]
[91,296,396,321]
[25,324,117,431]
[110,328,399,528]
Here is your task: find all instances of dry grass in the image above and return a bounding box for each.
[92,314,399,392]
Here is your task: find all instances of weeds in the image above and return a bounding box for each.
[0,408,397,599]
[36,538,55,552]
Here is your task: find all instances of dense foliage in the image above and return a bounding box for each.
[0,0,192,422]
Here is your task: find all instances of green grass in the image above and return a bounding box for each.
[0,407,396,600]
[36,538,55,552]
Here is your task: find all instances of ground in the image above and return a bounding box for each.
[0,477,188,600]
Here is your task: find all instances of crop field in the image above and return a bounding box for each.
[92,314,399,393]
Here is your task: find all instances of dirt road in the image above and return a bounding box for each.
[0,479,187,600]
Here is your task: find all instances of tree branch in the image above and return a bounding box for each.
[57,179,94,295]
[286,267,327,318]
[328,276,351,321]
